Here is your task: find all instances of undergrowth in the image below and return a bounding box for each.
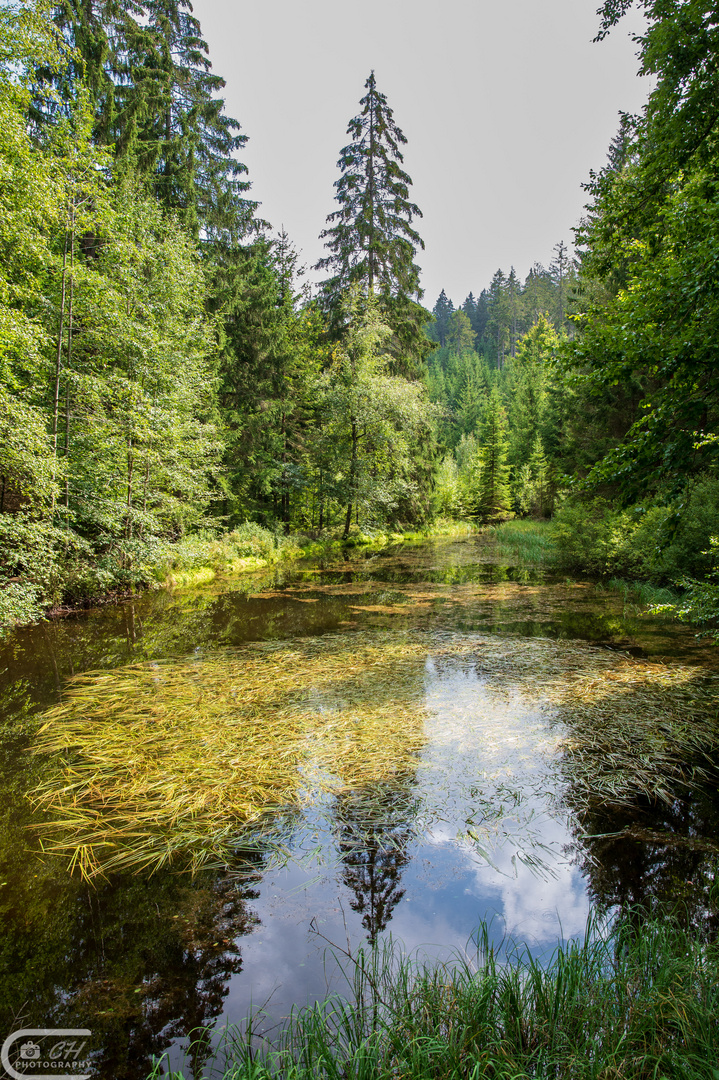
[603,577,678,608]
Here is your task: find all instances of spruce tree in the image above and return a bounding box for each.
[430,288,453,346]
[447,310,475,355]
[486,269,509,369]
[139,0,255,239]
[471,289,489,343]
[506,267,522,357]
[476,388,511,521]
[550,240,572,327]
[39,1,256,240]
[315,71,429,375]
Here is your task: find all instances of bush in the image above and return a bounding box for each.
[552,477,719,583]
[551,500,674,579]
[0,582,43,634]
[651,475,719,580]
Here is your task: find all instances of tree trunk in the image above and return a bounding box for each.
[343,500,353,540]
[51,226,69,517]
[64,205,75,515]
[125,438,134,542]
[342,420,358,540]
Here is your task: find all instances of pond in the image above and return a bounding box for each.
[1,535,719,1080]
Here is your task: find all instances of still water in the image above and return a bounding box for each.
[1,536,718,1079]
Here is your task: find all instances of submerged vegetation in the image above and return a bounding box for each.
[148,912,719,1080]
[30,629,719,879]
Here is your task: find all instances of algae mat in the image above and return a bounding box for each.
[29,630,719,878]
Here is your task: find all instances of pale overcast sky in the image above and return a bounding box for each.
[192,0,650,307]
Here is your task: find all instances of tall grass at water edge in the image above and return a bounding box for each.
[148,913,719,1079]
[602,577,679,608]
[486,520,555,567]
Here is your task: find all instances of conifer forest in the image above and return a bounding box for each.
[2,0,719,630]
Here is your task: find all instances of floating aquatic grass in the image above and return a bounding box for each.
[28,631,719,879]
[30,634,430,878]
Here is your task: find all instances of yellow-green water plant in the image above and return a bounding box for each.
[29,633,431,878]
[28,630,719,879]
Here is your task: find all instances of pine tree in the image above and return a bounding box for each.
[476,388,511,521]
[430,288,453,346]
[315,71,429,374]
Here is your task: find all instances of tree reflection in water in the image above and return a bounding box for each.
[568,787,719,938]
[335,780,418,944]
[0,863,262,1080]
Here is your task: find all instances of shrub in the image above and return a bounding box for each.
[651,475,719,580]
[552,500,675,579]
[0,582,43,634]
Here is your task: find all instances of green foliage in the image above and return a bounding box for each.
[551,478,719,585]
[515,436,552,517]
[551,500,649,577]
[432,453,465,518]
[0,4,225,626]
[148,913,719,1080]
[652,573,719,640]
[37,0,257,240]
[0,583,43,634]
[313,291,437,537]
[566,3,719,502]
[475,388,511,522]
[155,523,299,580]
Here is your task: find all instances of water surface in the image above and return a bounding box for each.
[1,535,718,1079]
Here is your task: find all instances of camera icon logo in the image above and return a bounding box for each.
[2,1028,91,1080]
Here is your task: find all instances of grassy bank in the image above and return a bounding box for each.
[0,518,478,635]
[485,519,555,567]
[148,912,719,1079]
[154,518,477,588]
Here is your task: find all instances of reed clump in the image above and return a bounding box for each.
[487,519,555,566]
[29,631,719,879]
[148,913,719,1080]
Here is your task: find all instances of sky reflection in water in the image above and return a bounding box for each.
[1,536,718,1080]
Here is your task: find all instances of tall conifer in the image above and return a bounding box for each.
[430,289,453,346]
[315,71,429,374]
[476,389,511,521]
[40,1,256,240]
